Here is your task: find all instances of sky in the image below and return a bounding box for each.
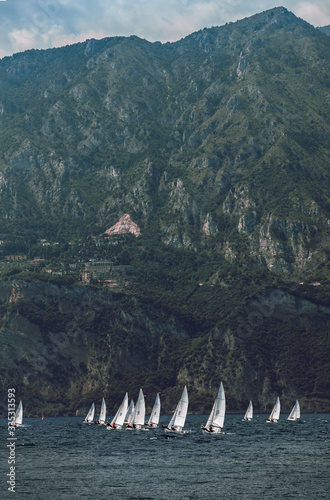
[0,0,330,59]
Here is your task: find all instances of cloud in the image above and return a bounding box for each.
[295,2,330,26]
[65,0,246,42]
[0,1,329,58]
[0,0,248,56]
[9,28,38,53]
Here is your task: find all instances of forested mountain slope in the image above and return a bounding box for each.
[0,7,329,415]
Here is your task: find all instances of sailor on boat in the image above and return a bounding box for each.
[162,424,175,431]
[201,425,215,433]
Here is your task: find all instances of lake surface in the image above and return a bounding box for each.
[1,414,329,499]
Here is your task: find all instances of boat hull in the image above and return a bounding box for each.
[201,426,223,434]
[164,427,187,434]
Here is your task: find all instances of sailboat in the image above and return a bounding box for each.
[124,399,135,425]
[242,400,253,421]
[163,386,189,434]
[107,393,128,430]
[126,389,146,429]
[146,393,161,428]
[41,412,44,420]
[10,400,23,427]
[266,397,280,422]
[95,397,106,425]
[287,400,300,421]
[83,403,95,423]
[201,382,226,433]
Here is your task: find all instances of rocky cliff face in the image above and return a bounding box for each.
[105,214,141,236]
[178,287,330,412]
[0,280,329,416]
[0,280,191,416]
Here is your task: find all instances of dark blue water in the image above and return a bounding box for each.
[1,414,329,499]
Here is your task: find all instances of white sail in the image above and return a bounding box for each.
[14,401,23,426]
[84,403,95,423]
[109,393,129,429]
[125,399,135,424]
[203,383,225,433]
[267,397,280,422]
[212,383,226,429]
[166,386,188,432]
[147,393,161,427]
[243,400,253,421]
[287,400,300,421]
[205,398,216,429]
[131,389,146,428]
[167,405,177,429]
[99,397,106,424]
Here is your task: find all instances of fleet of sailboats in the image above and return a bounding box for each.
[201,382,226,433]
[163,386,189,434]
[12,392,303,431]
[287,400,300,421]
[267,397,281,422]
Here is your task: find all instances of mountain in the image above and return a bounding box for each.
[318,25,330,36]
[0,7,330,416]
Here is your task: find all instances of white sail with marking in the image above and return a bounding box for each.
[267,397,280,422]
[166,386,188,433]
[84,402,95,423]
[202,383,225,433]
[147,393,161,427]
[99,397,106,424]
[243,400,253,421]
[109,393,128,429]
[287,400,300,421]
